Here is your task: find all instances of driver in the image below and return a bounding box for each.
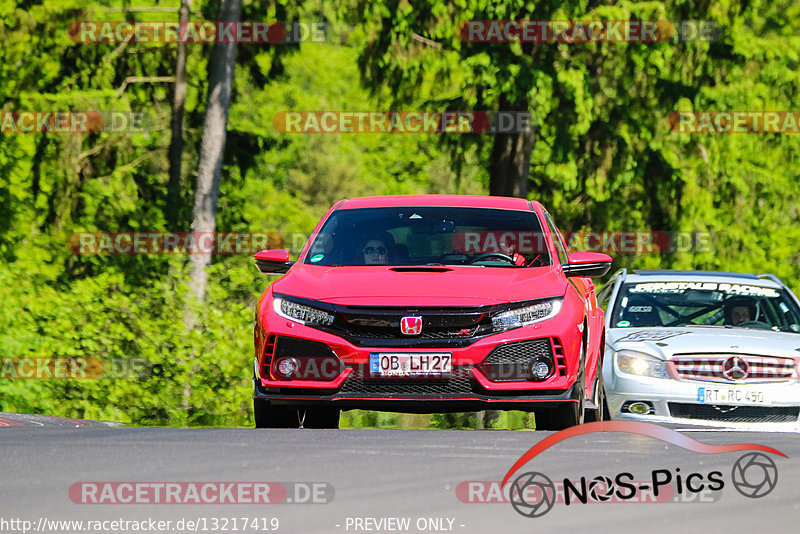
[724,296,757,326]
[359,232,395,265]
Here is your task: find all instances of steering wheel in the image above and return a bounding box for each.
[735,320,772,330]
[470,253,515,264]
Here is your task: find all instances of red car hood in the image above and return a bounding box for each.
[272,264,566,306]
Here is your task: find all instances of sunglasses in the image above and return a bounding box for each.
[363,246,388,255]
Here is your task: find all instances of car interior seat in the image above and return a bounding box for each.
[394,244,410,264]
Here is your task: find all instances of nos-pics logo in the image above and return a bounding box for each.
[502,421,784,518]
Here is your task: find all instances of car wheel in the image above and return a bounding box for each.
[535,336,586,430]
[254,398,300,428]
[302,408,340,429]
[535,385,585,430]
[585,369,606,423]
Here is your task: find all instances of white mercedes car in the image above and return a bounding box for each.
[600,270,800,430]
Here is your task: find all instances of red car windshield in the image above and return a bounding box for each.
[304,206,552,267]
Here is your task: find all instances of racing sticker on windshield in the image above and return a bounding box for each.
[615,330,688,342]
[628,282,779,297]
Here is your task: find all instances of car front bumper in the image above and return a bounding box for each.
[253,308,587,412]
[606,372,800,430]
[253,377,582,412]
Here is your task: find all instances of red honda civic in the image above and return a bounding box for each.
[252,195,612,429]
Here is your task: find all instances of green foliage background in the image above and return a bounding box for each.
[1,0,798,428]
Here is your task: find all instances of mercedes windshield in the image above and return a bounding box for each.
[610,281,800,332]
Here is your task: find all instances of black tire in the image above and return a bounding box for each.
[254,398,300,428]
[535,333,586,431]
[585,371,606,423]
[535,385,585,431]
[302,408,340,429]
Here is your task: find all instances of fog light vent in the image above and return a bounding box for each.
[528,357,553,381]
[622,401,655,415]
[275,357,299,378]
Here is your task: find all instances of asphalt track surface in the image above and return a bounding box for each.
[1,414,798,534]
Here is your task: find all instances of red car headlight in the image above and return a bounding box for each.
[273,297,334,326]
[491,299,562,331]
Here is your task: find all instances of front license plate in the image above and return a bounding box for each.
[369,353,452,377]
[698,387,768,405]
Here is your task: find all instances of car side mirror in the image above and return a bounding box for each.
[563,252,613,278]
[254,249,294,274]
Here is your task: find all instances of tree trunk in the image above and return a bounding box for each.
[166,0,192,227]
[488,97,534,198]
[187,0,242,313]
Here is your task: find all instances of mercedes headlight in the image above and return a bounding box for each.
[615,350,668,379]
[273,297,334,326]
[492,299,562,330]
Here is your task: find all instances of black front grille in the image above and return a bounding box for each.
[668,403,799,423]
[334,307,490,347]
[349,365,472,379]
[483,339,552,364]
[344,324,480,340]
[338,378,474,396]
[275,336,337,359]
[339,365,474,396]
